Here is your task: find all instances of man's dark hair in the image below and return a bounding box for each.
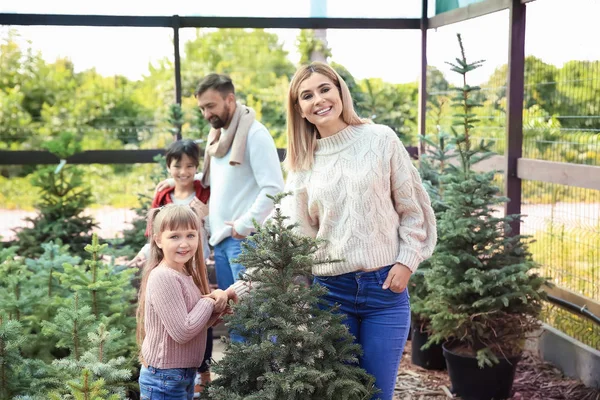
[194,73,235,98]
[165,139,200,167]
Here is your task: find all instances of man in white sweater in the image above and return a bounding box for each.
[157,74,284,304]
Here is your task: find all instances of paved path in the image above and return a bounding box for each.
[1,203,597,242]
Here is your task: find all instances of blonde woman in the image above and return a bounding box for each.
[282,62,437,400]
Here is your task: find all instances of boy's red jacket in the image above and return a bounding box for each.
[151,181,210,208]
[145,181,210,236]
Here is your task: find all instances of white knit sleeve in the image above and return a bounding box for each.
[389,133,437,272]
[280,172,318,238]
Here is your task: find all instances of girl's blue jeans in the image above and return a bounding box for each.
[139,365,196,400]
[314,265,411,400]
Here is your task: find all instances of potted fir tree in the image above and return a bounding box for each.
[422,34,548,400]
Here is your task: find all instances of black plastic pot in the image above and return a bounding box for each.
[410,325,446,370]
[443,342,521,400]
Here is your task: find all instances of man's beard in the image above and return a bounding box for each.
[208,104,231,129]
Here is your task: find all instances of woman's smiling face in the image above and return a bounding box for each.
[296,73,346,137]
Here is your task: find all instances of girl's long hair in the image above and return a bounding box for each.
[135,204,210,355]
[285,61,368,172]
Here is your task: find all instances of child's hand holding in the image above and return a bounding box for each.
[205,289,228,313]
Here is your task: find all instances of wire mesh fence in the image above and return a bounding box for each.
[541,302,600,351]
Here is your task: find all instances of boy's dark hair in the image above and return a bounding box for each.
[165,139,200,167]
[194,73,235,98]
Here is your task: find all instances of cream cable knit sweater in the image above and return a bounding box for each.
[281,123,437,276]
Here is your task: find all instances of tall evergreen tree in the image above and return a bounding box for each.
[209,194,377,400]
[15,132,97,258]
[422,34,548,367]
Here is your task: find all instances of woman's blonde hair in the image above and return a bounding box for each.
[285,61,367,172]
[135,204,210,356]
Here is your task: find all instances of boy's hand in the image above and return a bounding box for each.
[126,251,146,268]
[155,178,174,194]
[190,197,209,219]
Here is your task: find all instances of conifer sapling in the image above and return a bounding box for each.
[209,193,377,400]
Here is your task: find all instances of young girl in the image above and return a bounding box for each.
[129,139,214,394]
[282,62,437,400]
[136,204,234,399]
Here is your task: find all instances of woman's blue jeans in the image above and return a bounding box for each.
[139,365,196,400]
[314,265,411,400]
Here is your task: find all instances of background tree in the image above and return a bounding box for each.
[14,132,97,258]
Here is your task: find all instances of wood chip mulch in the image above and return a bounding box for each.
[395,342,600,400]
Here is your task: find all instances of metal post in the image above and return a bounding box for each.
[504,0,526,235]
[417,0,428,157]
[173,15,182,140]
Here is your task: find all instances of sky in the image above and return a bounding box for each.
[1,0,599,86]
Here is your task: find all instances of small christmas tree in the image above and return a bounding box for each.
[423,34,548,367]
[51,323,132,398]
[26,241,81,299]
[41,293,97,361]
[56,233,137,365]
[47,369,121,400]
[208,193,377,400]
[58,234,136,321]
[15,132,97,258]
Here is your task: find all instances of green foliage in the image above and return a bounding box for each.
[422,34,549,368]
[0,232,138,399]
[209,193,377,400]
[167,103,184,140]
[22,242,81,360]
[41,293,97,361]
[297,30,332,65]
[0,246,37,322]
[47,369,121,400]
[15,234,138,399]
[51,324,132,398]
[411,130,454,324]
[15,133,97,258]
[121,154,169,254]
[57,234,137,344]
[357,78,418,145]
[0,315,34,398]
